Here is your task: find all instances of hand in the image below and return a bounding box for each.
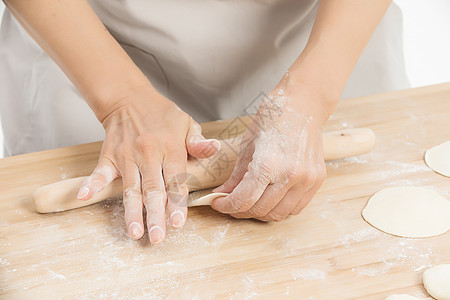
[212,77,328,221]
[76,84,220,243]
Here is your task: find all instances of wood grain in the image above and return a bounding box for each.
[1,83,450,299]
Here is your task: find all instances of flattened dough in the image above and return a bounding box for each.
[362,186,450,238]
[425,141,450,177]
[423,264,450,300]
[187,190,229,207]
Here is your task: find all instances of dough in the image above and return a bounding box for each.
[385,295,423,300]
[423,264,450,300]
[425,141,450,177]
[362,186,450,238]
[187,190,229,207]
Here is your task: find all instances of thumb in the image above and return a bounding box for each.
[186,118,220,159]
[77,157,118,201]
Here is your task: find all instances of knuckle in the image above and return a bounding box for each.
[145,205,164,216]
[228,171,242,184]
[167,191,188,207]
[164,159,185,174]
[142,189,165,207]
[249,160,272,176]
[123,209,142,223]
[266,211,286,222]
[298,170,317,187]
[89,172,107,187]
[166,179,189,196]
[289,208,302,215]
[245,168,271,186]
[257,161,274,177]
[123,187,141,201]
[248,205,270,218]
[284,163,304,181]
[227,195,248,212]
[135,135,157,153]
[142,181,164,196]
[291,198,311,215]
[318,166,327,182]
[285,168,299,181]
[164,143,185,157]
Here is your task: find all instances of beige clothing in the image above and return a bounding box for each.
[0,1,409,156]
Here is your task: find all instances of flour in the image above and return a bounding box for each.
[46,268,67,281]
[292,269,327,281]
[352,262,394,277]
[351,237,439,278]
[228,274,259,299]
[210,223,231,246]
[338,227,381,248]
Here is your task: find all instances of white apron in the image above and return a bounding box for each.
[0,1,409,156]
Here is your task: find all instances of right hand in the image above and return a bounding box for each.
[76,84,220,244]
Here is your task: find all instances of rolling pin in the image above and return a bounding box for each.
[34,128,376,213]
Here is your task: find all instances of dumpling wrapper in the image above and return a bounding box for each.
[362,186,450,238]
[425,141,450,177]
[187,190,229,207]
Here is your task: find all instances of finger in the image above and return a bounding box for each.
[213,130,256,193]
[260,185,309,222]
[121,162,144,240]
[231,183,290,219]
[140,158,167,245]
[288,185,321,216]
[186,119,220,159]
[211,161,270,213]
[259,180,320,222]
[77,156,118,201]
[163,149,189,229]
[261,163,325,221]
[288,166,326,216]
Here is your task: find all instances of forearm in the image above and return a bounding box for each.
[4,0,150,121]
[288,0,392,116]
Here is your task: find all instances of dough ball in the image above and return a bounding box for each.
[384,295,423,300]
[425,141,450,177]
[423,264,450,300]
[362,186,450,238]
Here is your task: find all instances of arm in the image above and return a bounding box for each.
[5,0,220,243]
[4,0,146,120]
[291,0,392,114]
[212,0,391,220]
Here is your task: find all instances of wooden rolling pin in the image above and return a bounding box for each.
[34,128,376,213]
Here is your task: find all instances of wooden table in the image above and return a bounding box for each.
[1,83,449,299]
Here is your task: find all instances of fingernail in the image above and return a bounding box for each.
[148,226,164,244]
[207,139,221,151]
[77,186,89,200]
[189,134,204,144]
[170,210,185,228]
[128,222,143,239]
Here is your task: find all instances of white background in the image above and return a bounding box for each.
[1,1,450,158]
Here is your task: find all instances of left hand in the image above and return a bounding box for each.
[211,75,329,221]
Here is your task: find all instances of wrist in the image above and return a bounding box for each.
[287,43,355,105]
[280,73,336,125]
[86,77,157,123]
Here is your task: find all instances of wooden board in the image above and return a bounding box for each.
[1,83,449,299]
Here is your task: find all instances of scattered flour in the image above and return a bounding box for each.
[352,261,394,277]
[292,269,327,281]
[338,228,381,248]
[46,268,67,281]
